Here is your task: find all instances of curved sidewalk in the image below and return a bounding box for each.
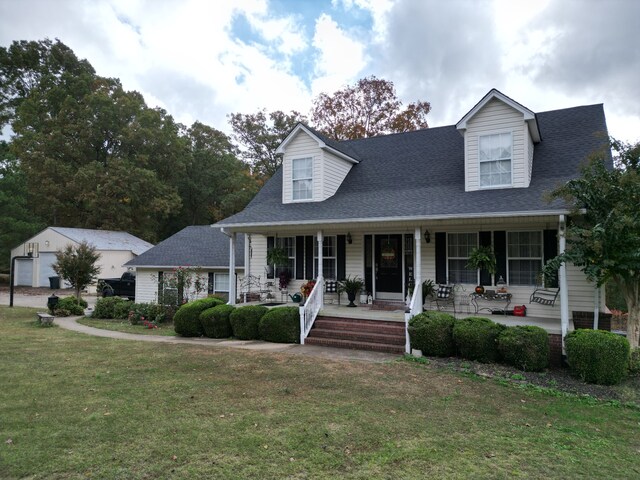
[55,317,398,363]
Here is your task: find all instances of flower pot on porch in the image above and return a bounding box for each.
[347,292,357,307]
[475,285,485,294]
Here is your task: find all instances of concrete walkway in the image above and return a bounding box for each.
[55,316,399,363]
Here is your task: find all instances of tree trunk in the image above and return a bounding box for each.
[623,281,640,349]
[75,286,82,302]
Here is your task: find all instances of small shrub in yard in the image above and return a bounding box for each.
[229,305,268,340]
[200,304,235,338]
[259,307,300,343]
[94,297,132,319]
[408,311,455,357]
[54,296,85,316]
[453,317,505,363]
[565,329,630,385]
[174,297,225,337]
[498,325,549,372]
[128,303,176,325]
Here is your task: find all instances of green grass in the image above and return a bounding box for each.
[78,317,177,336]
[2,306,640,479]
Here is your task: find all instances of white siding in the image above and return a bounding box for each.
[465,98,526,191]
[282,132,321,203]
[322,150,353,199]
[135,268,160,304]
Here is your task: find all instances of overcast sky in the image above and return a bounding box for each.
[1,0,638,143]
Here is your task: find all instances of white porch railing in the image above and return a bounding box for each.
[403,286,422,354]
[299,277,323,344]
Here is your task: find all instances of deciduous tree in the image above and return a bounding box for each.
[546,139,640,348]
[310,76,431,140]
[228,109,304,181]
[53,241,101,301]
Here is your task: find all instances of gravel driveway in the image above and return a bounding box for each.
[0,286,98,309]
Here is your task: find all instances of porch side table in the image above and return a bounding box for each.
[470,292,512,314]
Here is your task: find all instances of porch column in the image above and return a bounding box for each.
[244,234,251,279]
[228,232,236,305]
[317,230,324,305]
[559,215,569,351]
[414,227,423,309]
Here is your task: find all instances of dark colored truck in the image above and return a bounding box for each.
[100,271,136,300]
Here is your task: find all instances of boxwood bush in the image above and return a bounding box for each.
[259,307,300,343]
[498,325,549,372]
[93,297,132,319]
[229,305,268,340]
[408,311,456,357]
[54,296,86,316]
[453,317,505,363]
[200,304,235,338]
[630,348,640,376]
[565,329,630,385]
[174,297,225,337]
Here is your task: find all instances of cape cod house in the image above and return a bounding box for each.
[216,89,611,359]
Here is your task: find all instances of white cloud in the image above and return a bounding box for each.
[310,13,368,96]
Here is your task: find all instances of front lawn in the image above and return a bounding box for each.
[78,317,177,336]
[1,306,639,479]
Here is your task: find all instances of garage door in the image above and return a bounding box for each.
[15,258,33,286]
[38,253,58,288]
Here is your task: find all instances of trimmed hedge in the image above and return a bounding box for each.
[174,297,225,337]
[200,304,235,338]
[93,297,132,319]
[498,325,549,372]
[229,305,268,340]
[629,348,640,376]
[453,317,505,363]
[408,311,456,357]
[54,296,86,316]
[259,307,300,343]
[565,329,630,385]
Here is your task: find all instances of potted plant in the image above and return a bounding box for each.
[422,279,436,301]
[466,246,497,294]
[266,246,288,278]
[339,275,365,307]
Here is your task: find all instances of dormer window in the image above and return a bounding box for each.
[479,132,512,188]
[292,157,313,200]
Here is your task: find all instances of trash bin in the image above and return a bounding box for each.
[49,276,60,289]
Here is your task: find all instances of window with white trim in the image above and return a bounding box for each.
[292,157,313,200]
[507,231,542,286]
[447,233,478,284]
[479,133,512,187]
[314,235,337,279]
[208,272,230,300]
[275,237,295,278]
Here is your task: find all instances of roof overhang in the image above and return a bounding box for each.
[456,89,541,143]
[275,123,359,164]
[218,209,579,231]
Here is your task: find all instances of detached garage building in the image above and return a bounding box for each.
[11,227,153,291]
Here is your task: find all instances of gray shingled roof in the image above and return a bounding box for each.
[51,227,153,255]
[125,226,245,268]
[218,104,609,227]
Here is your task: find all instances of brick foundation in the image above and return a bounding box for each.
[548,334,563,368]
[572,311,611,331]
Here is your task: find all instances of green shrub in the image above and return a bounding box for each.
[200,304,235,338]
[498,326,549,372]
[629,348,640,376]
[94,297,132,319]
[259,307,300,343]
[408,311,456,357]
[128,303,177,325]
[453,317,505,363]
[229,305,268,340]
[174,297,225,337]
[565,329,630,385]
[54,296,85,316]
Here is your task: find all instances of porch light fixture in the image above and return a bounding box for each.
[347,232,352,244]
[424,230,431,243]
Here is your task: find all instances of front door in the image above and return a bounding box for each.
[375,235,403,299]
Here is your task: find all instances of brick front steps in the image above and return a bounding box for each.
[304,316,406,354]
